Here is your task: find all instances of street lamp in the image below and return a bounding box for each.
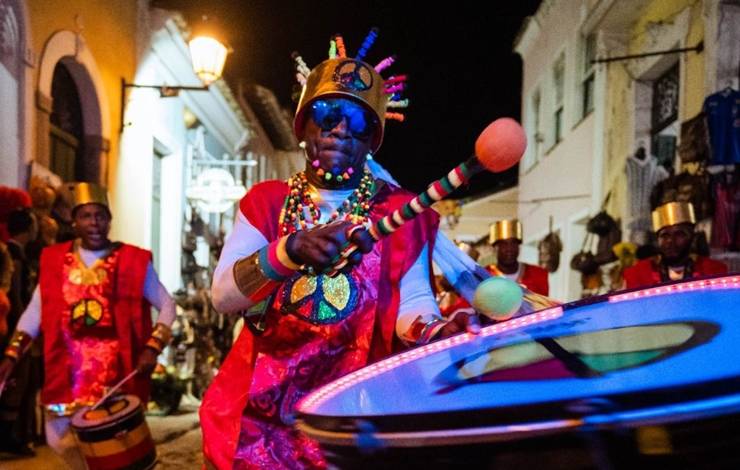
[120,33,230,130]
[188,36,229,86]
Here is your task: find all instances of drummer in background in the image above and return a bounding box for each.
[486,219,549,296]
[623,201,728,288]
[0,183,176,470]
[200,30,480,470]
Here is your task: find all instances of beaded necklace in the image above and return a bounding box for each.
[279,170,376,235]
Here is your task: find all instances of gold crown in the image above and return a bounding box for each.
[489,219,523,244]
[294,58,387,152]
[63,182,109,211]
[292,29,408,153]
[652,201,695,232]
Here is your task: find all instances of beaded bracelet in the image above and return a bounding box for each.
[145,323,172,354]
[234,236,298,304]
[402,316,447,345]
[4,330,33,362]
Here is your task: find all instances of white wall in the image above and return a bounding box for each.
[0,63,20,187]
[115,13,248,293]
[515,0,604,301]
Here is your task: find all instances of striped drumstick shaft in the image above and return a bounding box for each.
[326,156,482,276]
[369,156,483,241]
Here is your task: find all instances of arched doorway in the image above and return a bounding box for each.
[49,61,85,181]
[36,31,110,185]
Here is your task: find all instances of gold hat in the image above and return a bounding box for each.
[292,29,408,153]
[652,201,695,232]
[294,58,386,152]
[489,219,523,244]
[63,182,110,212]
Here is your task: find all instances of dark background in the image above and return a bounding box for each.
[157,1,542,196]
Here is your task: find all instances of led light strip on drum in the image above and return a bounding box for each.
[297,306,564,413]
[608,275,740,304]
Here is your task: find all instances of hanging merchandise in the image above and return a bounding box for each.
[678,112,710,164]
[586,210,618,237]
[650,170,712,222]
[570,232,599,276]
[710,168,740,251]
[626,148,669,245]
[594,218,621,266]
[538,216,562,273]
[703,87,740,165]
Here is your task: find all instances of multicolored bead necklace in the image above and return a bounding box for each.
[279,170,376,235]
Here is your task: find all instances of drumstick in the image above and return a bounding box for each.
[91,369,139,410]
[327,118,527,276]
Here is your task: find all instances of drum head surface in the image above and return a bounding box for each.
[297,276,740,436]
[72,394,141,430]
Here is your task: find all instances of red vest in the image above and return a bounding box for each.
[200,180,439,470]
[487,263,550,296]
[623,256,728,289]
[519,263,550,296]
[39,241,152,405]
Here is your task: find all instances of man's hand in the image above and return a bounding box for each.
[437,308,481,339]
[136,348,159,376]
[0,358,15,396]
[286,221,374,274]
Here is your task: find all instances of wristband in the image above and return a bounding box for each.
[4,330,33,362]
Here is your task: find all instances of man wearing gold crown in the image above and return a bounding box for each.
[486,219,549,296]
[623,201,728,288]
[200,31,478,469]
[0,182,176,469]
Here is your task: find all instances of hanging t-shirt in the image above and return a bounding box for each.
[703,88,740,165]
[626,154,668,244]
[710,171,740,251]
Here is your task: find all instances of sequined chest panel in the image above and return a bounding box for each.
[272,245,381,326]
[61,248,119,334]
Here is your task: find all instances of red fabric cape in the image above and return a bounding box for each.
[623,256,728,289]
[39,241,153,404]
[200,180,439,469]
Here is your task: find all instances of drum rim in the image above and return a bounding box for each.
[295,417,584,447]
[297,369,740,436]
[562,273,740,313]
[296,377,740,447]
[71,395,144,437]
[298,275,740,417]
[296,388,740,447]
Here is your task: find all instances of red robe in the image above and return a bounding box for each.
[623,256,728,289]
[486,263,549,296]
[200,180,438,470]
[38,241,152,406]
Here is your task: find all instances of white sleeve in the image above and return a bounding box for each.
[143,262,176,327]
[211,210,269,313]
[395,243,442,339]
[15,286,42,338]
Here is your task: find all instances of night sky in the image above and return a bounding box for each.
[161,1,542,196]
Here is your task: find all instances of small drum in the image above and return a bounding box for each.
[71,394,156,470]
[296,275,740,469]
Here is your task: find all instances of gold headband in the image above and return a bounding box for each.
[489,219,523,244]
[63,182,109,211]
[652,201,695,232]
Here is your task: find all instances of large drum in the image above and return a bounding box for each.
[71,394,156,470]
[296,275,740,469]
